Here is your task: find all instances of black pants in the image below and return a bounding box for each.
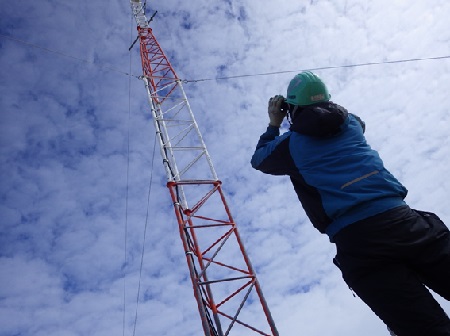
[334,206,450,336]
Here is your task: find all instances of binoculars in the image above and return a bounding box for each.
[280,100,291,113]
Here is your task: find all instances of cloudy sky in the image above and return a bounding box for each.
[1,1,449,335]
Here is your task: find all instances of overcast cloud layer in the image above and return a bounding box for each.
[1,1,450,336]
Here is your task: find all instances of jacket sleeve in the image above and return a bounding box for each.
[251,125,294,176]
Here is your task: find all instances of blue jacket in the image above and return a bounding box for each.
[251,102,408,238]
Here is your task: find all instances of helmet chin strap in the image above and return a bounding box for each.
[287,105,300,125]
[287,112,292,125]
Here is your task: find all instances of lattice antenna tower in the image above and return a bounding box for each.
[130,1,279,335]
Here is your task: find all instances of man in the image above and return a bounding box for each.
[251,71,450,335]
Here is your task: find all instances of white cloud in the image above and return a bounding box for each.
[1,0,449,335]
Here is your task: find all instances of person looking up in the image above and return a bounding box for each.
[251,71,450,336]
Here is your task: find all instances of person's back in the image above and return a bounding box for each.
[251,100,407,238]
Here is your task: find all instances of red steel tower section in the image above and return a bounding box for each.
[130,1,278,336]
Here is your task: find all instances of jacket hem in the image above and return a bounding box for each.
[326,197,407,239]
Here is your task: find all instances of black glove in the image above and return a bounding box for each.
[268,95,287,127]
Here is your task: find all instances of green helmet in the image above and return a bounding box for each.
[286,71,330,106]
